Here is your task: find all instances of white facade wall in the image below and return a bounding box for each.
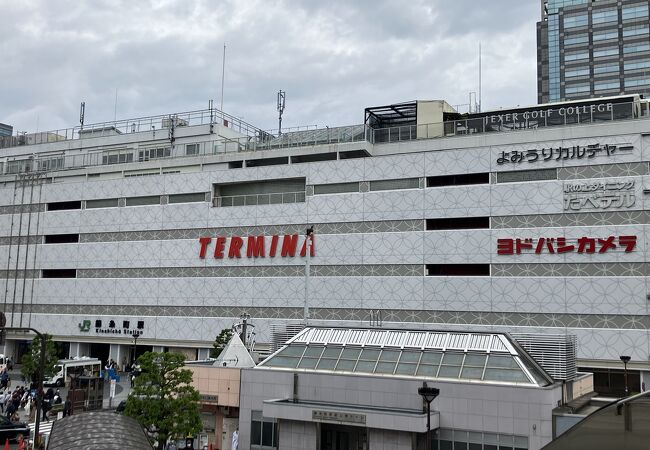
[0,115,649,369]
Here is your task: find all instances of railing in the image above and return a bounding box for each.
[214,191,306,207]
[0,107,263,150]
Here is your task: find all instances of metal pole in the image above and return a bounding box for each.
[303,227,313,324]
[426,401,431,450]
[624,361,629,396]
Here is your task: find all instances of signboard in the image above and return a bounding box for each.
[199,234,315,259]
[564,180,635,211]
[496,142,633,165]
[199,394,219,404]
[79,318,145,336]
[312,410,366,424]
[497,235,636,255]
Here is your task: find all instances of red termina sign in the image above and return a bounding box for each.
[198,234,315,259]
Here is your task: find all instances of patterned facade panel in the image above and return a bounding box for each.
[490,134,642,172]
[308,277,363,310]
[423,185,491,218]
[307,158,366,185]
[569,328,650,362]
[160,203,210,230]
[423,277,491,312]
[423,230,492,263]
[423,147,492,176]
[363,152,425,181]
[206,203,262,228]
[76,242,120,268]
[491,210,650,229]
[73,278,116,303]
[79,207,124,233]
[114,278,161,306]
[0,187,16,207]
[491,277,566,314]
[362,189,424,222]
[564,277,648,316]
[32,279,78,304]
[307,193,365,223]
[490,182,563,216]
[492,263,648,277]
[254,202,309,227]
[39,181,85,204]
[118,205,163,232]
[81,179,125,201]
[116,240,163,268]
[162,171,212,196]
[120,175,167,198]
[37,243,78,269]
[558,162,649,180]
[362,232,424,265]
[361,276,424,311]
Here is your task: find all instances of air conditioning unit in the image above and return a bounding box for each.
[162,116,188,128]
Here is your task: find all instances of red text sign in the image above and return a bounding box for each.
[497,235,636,255]
[199,234,315,259]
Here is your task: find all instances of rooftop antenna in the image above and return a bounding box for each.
[277,90,286,135]
[478,42,482,113]
[114,88,118,122]
[79,102,86,130]
[220,43,226,113]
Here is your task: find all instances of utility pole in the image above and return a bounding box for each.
[304,226,314,324]
[277,90,286,135]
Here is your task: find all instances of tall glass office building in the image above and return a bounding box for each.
[538,0,650,103]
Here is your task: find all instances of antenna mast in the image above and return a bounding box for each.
[79,102,86,130]
[478,42,482,113]
[220,43,226,112]
[277,90,286,135]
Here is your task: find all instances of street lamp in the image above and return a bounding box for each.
[132,330,142,366]
[418,382,440,450]
[620,355,631,396]
[303,225,314,324]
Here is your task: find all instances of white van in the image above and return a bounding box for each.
[44,357,102,387]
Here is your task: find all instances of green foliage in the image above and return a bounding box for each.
[20,334,59,383]
[210,328,233,359]
[124,352,201,450]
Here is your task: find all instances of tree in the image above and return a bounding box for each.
[210,328,233,359]
[21,334,59,384]
[124,352,201,450]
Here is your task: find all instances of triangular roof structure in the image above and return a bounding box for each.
[213,332,256,368]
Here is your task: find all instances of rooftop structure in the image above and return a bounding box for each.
[259,327,554,387]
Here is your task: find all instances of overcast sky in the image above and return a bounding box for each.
[0,0,539,135]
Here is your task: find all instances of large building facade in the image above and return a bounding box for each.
[537,0,650,103]
[0,96,649,392]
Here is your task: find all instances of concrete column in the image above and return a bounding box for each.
[69,342,91,358]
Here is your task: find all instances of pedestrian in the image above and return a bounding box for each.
[6,400,16,419]
[63,398,71,418]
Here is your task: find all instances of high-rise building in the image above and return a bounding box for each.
[0,123,12,137]
[537,0,650,103]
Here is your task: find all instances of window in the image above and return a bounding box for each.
[86,198,119,209]
[623,5,649,21]
[625,59,650,70]
[44,234,79,244]
[592,9,618,24]
[426,172,489,188]
[565,68,590,78]
[102,152,133,165]
[565,51,589,61]
[313,182,359,195]
[565,84,590,94]
[426,264,490,276]
[593,47,619,58]
[563,14,588,28]
[215,178,306,207]
[250,412,278,449]
[369,178,420,191]
[168,193,206,204]
[426,217,489,230]
[7,160,32,174]
[623,25,649,37]
[185,143,199,156]
[291,152,337,164]
[42,269,77,278]
[593,30,619,41]
[625,77,650,87]
[595,81,620,91]
[138,147,171,162]
[125,196,160,206]
[564,34,588,45]
[47,201,82,211]
[37,157,65,171]
[496,168,557,183]
[594,63,619,74]
[624,43,650,54]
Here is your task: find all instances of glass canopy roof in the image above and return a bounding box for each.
[258,328,553,387]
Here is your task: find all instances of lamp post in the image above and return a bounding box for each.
[132,331,142,366]
[303,226,314,325]
[418,382,440,450]
[620,355,631,396]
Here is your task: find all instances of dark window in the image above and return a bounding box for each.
[125,196,160,206]
[245,156,288,167]
[228,161,243,169]
[291,152,337,164]
[426,264,490,276]
[44,234,79,244]
[168,193,206,204]
[86,198,119,209]
[369,178,420,191]
[137,321,145,330]
[42,269,77,278]
[251,421,262,446]
[95,320,102,328]
[339,149,370,159]
[123,321,130,329]
[426,172,489,187]
[47,201,82,211]
[496,168,557,183]
[426,217,490,230]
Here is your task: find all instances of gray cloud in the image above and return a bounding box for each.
[0,0,539,134]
